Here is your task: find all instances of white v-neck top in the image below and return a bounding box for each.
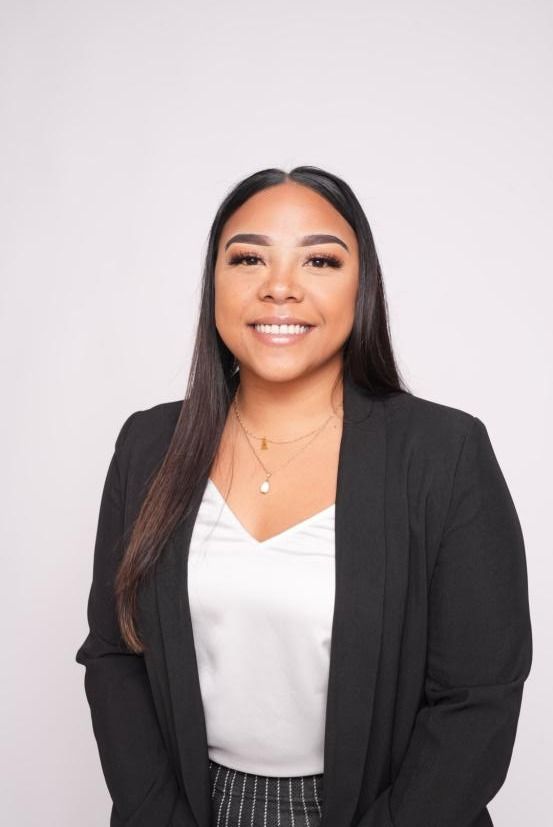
[187,478,336,776]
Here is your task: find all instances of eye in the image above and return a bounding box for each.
[228,251,264,266]
[227,250,343,269]
[305,253,343,269]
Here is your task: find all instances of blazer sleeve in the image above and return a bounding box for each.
[75,413,195,827]
[355,416,533,827]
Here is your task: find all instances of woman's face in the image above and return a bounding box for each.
[214,181,359,384]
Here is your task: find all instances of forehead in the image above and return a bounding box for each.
[220,182,357,249]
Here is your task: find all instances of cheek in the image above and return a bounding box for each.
[214,279,250,333]
[320,282,357,323]
[215,276,236,312]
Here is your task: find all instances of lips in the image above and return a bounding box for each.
[248,318,314,327]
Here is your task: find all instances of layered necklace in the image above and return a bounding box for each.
[231,389,343,494]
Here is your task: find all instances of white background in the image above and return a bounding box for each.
[1,1,550,824]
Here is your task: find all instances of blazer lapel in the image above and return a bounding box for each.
[319,378,385,827]
[155,375,386,827]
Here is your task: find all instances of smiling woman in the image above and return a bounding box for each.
[75,166,532,827]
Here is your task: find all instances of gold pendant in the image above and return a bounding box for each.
[261,437,268,450]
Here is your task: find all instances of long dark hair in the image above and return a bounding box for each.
[115,165,411,653]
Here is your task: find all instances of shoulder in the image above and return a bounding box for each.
[379,392,512,555]
[114,399,184,461]
[377,389,490,470]
[381,388,478,434]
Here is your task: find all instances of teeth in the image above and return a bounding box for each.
[253,324,311,335]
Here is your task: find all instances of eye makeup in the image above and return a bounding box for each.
[227,249,343,269]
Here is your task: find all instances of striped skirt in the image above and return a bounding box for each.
[209,758,325,827]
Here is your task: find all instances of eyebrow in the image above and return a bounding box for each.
[224,233,349,252]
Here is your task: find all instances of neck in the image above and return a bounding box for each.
[232,364,344,438]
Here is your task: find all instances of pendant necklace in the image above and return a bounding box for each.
[231,391,342,494]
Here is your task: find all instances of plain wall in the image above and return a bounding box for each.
[1,1,550,824]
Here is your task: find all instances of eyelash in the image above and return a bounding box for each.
[227,251,343,269]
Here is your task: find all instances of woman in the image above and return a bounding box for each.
[75,166,532,827]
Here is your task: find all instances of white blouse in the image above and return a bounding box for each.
[187,478,336,776]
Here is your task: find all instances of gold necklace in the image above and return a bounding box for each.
[231,392,341,494]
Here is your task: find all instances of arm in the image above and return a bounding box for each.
[75,413,194,827]
[355,416,533,827]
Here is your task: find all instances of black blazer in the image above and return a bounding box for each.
[75,374,532,827]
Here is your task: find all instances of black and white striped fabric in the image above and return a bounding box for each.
[209,759,324,827]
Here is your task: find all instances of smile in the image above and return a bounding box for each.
[247,323,315,346]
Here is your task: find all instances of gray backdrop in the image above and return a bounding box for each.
[1,1,549,824]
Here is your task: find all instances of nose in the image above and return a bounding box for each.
[259,262,304,298]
